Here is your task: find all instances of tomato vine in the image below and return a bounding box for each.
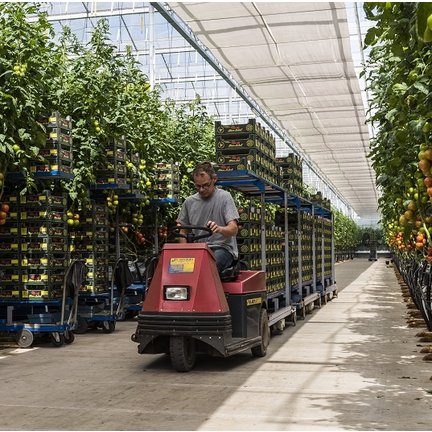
[363,2,432,259]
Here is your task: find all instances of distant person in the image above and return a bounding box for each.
[176,161,239,272]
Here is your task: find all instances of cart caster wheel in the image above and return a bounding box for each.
[272,319,285,335]
[16,329,34,348]
[306,303,314,314]
[102,320,115,333]
[50,332,65,347]
[297,305,306,320]
[73,317,88,334]
[327,291,334,301]
[64,330,75,345]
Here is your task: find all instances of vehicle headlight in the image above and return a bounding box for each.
[164,286,190,300]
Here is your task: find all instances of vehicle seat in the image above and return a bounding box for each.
[220,260,240,282]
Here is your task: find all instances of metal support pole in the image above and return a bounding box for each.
[331,212,335,284]
[112,207,120,317]
[148,3,156,89]
[284,192,290,306]
[115,207,120,261]
[312,205,316,293]
[321,217,325,288]
[297,204,302,295]
[260,193,266,273]
[154,205,159,254]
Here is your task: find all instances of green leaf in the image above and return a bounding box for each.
[392,83,408,95]
[30,146,40,156]
[385,108,398,122]
[364,27,377,46]
[416,3,432,41]
[413,81,430,95]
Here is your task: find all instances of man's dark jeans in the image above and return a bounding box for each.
[211,247,234,273]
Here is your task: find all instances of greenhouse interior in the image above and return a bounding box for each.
[0,2,432,431]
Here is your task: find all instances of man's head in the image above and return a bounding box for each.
[192,161,217,199]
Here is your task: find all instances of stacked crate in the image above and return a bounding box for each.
[33,113,73,176]
[0,191,68,300]
[301,212,314,285]
[215,119,279,184]
[155,162,180,200]
[69,203,109,294]
[0,193,21,299]
[287,210,299,287]
[237,205,261,270]
[265,224,285,294]
[20,192,68,300]
[323,218,333,280]
[311,191,331,210]
[314,215,324,283]
[95,138,128,186]
[276,153,303,196]
[322,197,331,211]
[237,204,284,294]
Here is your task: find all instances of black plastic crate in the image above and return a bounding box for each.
[215,119,262,137]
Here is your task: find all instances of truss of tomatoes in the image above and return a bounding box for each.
[0,203,10,225]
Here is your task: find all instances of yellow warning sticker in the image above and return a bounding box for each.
[168,258,195,273]
[246,297,261,307]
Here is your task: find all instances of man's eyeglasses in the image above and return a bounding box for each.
[194,181,213,190]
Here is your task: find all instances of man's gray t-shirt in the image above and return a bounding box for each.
[177,188,239,259]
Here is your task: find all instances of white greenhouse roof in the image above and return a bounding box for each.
[169,2,379,222]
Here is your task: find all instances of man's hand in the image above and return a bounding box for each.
[207,220,219,233]
[176,221,188,243]
[207,220,238,237]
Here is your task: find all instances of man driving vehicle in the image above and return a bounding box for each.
[176,161,239,272]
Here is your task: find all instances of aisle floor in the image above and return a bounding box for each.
[1,259,432,430]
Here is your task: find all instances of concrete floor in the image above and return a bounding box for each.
[1,259,432,430]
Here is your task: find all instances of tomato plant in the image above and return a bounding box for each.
[333,209,361,254]
[363,2,432,259]
[0,3,59,197]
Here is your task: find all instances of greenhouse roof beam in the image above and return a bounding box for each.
[30,6,150,22]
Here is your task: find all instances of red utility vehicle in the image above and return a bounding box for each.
[132,226,270,372]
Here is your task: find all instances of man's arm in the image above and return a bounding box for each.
[207,219,238,237]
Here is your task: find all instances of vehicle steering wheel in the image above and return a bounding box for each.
[173,225,213,243]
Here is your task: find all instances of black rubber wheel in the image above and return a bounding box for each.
[169,336,196,372]
[251,308,270,357]
[102,320,116,333]
[73,316,88,334]
[64,330,75,344]
[16,329,34,348]
[50,332,65,347]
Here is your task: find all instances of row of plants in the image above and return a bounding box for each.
[333,209,362,255]
[364,2,432,262]
[0,3,215,254]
